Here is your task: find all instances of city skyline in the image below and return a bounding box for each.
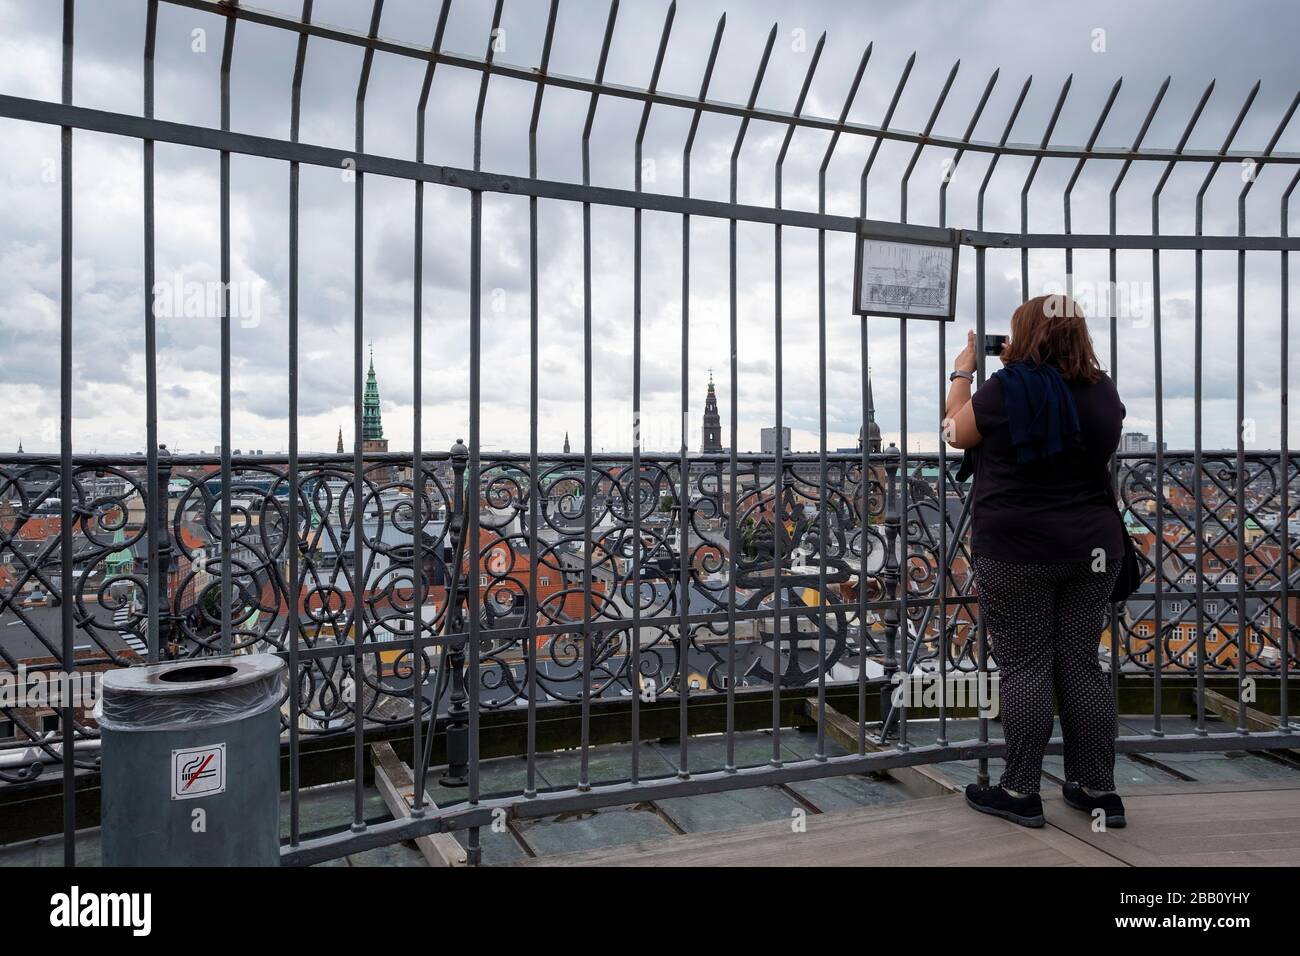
[1,0,1299,457]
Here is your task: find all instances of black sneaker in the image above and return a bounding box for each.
[1061,782,1127,828]
[963,783,1045,828]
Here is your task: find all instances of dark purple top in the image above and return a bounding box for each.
[968,373,1126,564]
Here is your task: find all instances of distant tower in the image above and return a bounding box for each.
[362,346,387,455]
[563,431,571,454]
[701,370,722,454]
[16,438,22,454]
[336,427,344,454]
[858,369,881,454]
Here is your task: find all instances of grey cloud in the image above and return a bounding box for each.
[2,0,1298,455]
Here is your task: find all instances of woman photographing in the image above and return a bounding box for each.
[944,293,1129,829]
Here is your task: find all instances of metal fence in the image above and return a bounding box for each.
[0,0,1298,866]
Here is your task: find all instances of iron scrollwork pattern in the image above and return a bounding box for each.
[1,450,1298,775]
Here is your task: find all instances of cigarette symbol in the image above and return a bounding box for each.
[181,753,216,791]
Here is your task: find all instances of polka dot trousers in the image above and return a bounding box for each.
[974,554,1122,795]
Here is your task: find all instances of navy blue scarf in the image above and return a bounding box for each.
[993,361,1083,463]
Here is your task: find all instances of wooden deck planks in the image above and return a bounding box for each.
[509,780,1300,867]
[1041,780,1300,867]
[510,793,1115,867]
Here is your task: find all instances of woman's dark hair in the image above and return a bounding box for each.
[1004,293,1104,384]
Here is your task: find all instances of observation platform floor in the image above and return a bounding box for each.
[510,777,1300,867]
[3,717,1297,867]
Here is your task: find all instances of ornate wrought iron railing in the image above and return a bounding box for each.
[0,0,1297,865]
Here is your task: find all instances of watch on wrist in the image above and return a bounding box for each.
[949,370,974,383]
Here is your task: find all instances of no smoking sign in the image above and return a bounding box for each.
[171,743,226,801]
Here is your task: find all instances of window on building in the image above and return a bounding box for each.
[0,719,13,739]
[41,713,61,735]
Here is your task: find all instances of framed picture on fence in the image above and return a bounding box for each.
[853,224,960,320]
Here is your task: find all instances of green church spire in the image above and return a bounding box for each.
[363,345,383,442]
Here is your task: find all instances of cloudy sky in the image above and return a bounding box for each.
[1,0,1298,458]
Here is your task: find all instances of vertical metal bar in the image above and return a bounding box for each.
[974,244,988,784]
[1164,81,1242,737]
[858,53,915,751]
[525,0,557,800]
[772,31,825,766]
[894,59,958,752]
[896,326,908,749]
[831,45,875,759]
[579,0,618,793]
[977,76,1032,232]
[860,53,915,218]
[1192,236,1203,724]
[1108,76,1170,232]
[1163,80,1215,730]
[678,3,724,779]
[629,6,647,786]
[1063,77,1122,285]
[857,321,869,756]
[1282,167,1298,732]
[1235,240,1248,732]
[351,0,383,832]
[1109,77,1169,718]
[899,59,960,223]
[1109,226,1121,700]
[143,0,159,666]
[1149,85,1184,736]
[818,43,871,761]
[286,0,313,846]
[934,68,997,748]
[1019,74,1072,301]
[814,232,830,754]
[1151,219,1165,737]
[727,24,777,770]
[1235,88,1295,731]
[219,15,236,656]
[59,0,76,868]
[971,74,1028,787]
[466,0,504,863]
[1190,83,1260,734]
[773,184,783,768]
[940,69,999,230]
[935,318,946,743]
[629,1,679,773]
[411,0,451,815]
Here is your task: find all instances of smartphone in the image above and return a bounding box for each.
[983,334,1008,357]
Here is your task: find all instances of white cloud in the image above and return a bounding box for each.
[1,0,1298,456]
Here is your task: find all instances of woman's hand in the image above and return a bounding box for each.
[945,330,983,449]
[954,330,978,374]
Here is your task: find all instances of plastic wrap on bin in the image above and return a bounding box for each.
[98,655,287,732]
[99,653,286,865]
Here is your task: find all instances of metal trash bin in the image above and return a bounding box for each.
[98,654,287,866]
